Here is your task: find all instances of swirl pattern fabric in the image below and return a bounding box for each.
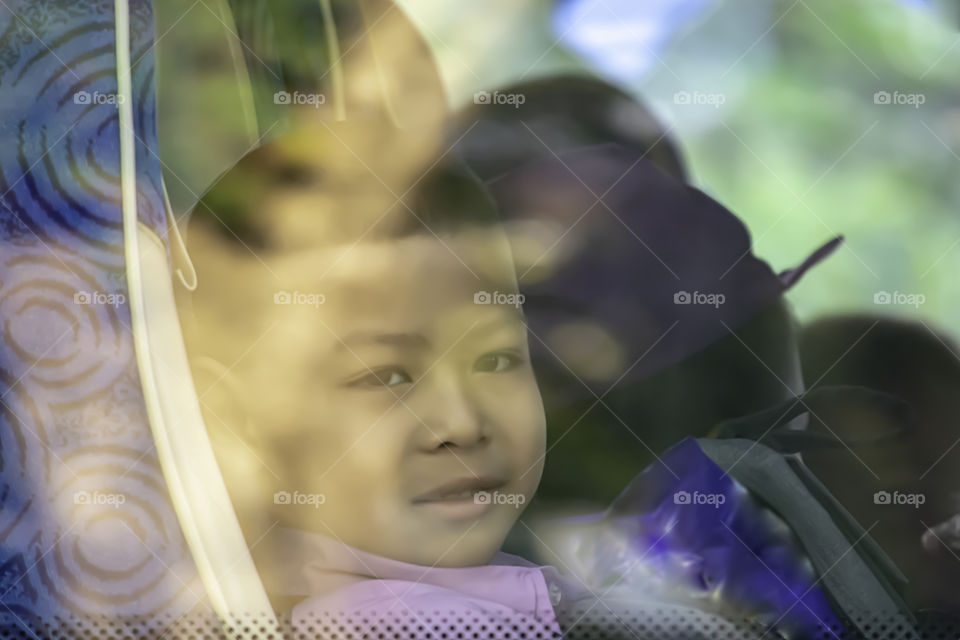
[0,0,198,624]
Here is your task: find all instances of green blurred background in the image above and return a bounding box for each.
[157,0,960,329]
[396,0,960,330]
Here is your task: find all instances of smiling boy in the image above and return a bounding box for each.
[178,121,563,624]
[233,229,545,567]
[178,120,782,640]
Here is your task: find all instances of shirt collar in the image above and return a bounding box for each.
[266,526,581,617]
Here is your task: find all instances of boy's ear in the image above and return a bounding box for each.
[190,355,261,447]
[192,357,279,534]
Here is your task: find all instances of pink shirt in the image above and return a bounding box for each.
[267,527,761,639]
[269,526,580,637]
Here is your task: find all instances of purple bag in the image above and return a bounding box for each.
[546,437,843,639]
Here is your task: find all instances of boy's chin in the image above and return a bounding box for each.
[401,516,515,568]
[421,536,504,568]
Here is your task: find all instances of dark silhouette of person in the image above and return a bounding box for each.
[800,315,960,612]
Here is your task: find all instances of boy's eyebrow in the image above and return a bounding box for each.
[334,331,431,352]
[333,307,526,353]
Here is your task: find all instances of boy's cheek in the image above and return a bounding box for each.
[516,454,545,504]
[263,406,398,490]
[512,415,547,504]
[279,457,398,529]
[484,382,546,448]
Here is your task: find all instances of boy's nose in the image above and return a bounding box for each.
[416,374,487,449]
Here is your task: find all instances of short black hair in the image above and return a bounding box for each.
[452,74,686,183]
[186,122,501,254]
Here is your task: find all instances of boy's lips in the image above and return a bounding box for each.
[411,476,510,521]
[411,476,507,503]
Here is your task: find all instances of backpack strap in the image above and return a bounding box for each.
[712,385,911,453]
[696,437,916,635]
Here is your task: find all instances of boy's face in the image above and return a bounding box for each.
[212,227,545,567]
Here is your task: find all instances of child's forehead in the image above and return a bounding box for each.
[251,233,521,340]
[268,229,517,287]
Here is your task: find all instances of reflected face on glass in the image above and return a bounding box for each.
[211,227,546,568]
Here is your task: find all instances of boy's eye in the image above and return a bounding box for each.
[348,368,412,389]
[474,351,522,373]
